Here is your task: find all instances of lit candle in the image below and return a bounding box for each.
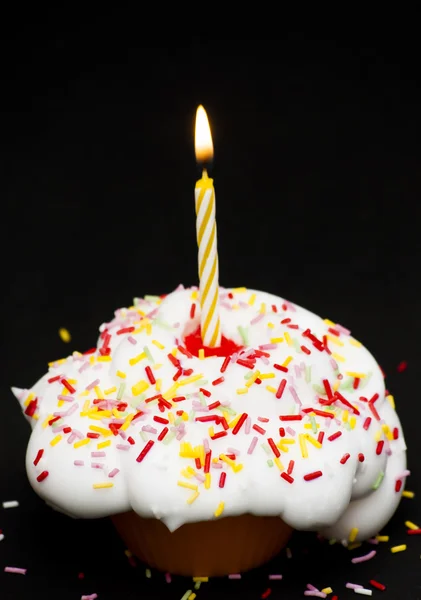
[194,105,221,347]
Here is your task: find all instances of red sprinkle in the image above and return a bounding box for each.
[275,379,287,399]
[368,402,381,421]
[358,453,365,462]
[237,358,255,369]
[154,416,169,425]
[167,353,180,368]
[109,423,122,436]
[33,449,44,466]
[132,411,144,422]
[340,453,351,464]
[116,326,135,335]
[302,408,334,419]
[83,348,97,355]
[195,458,201,469]
[363,417,372,430]
[328,327,340,336]
[183,368,194,377]
[279,415,302,421]
[317,431,325,445]
[212,377,225,386]
[261,588,272,599]
[328,431,342,442]
[211,430,228,440]
[25,398,38,417]
[87,432,100,439]
[287,460,295,474]
[281,318,291,324]
[178,345,193,358]
[303,470,323,481]
[36,471,49,482]
[195,415,219,423]
[219,472,226,488]
[397,360,408,373]
[48,375,61,383]
[220,356,230,373]
[279,427,285,437]
[158,427,168,441]
[267,438,280,458]
[301,345,311,355]
[172,396,186,403]
[208,401,221,410]
[219,418,229,430]
[159,398,172,410]
[252,424,266,435]
[48,416,61,426]
[376,440,384,455]
[335,391,360,415]
[204,451,212,473]
[61,379,76,394]
[190,303,196,319]
[408,528,421,535]
[393,427,399,440]
[370,580,386,591]
[281,472,294,484]
[145,366,156,385]
[136,440,154,462]
[63,427,72,434]
[323,379,333,399]
[274,363,288,372]
[127,437,135,445]
[232,413,248,435]
[353,377,360,389]
[272,304,278,313]
[199,388,211,397]
[173,368,182,381]
[395,480,402,492]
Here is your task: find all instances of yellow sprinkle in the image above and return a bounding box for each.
[193,576,209,582]
[282,356,293,367]
[376,535,389,542]
[89,425,112,436]
[58,327,71,343]
[332,352,345,363]
[162,382,179,400]
[382,424,391,434]
[181,411,188,421]
[205,473,211,489]
[214,501,225,517]
[267,322,275,329]
[191,290,199,300]
[129,353,146,366]
[274,457,284,471]
[187,491,199,504]
[93,482,114,489]
[48,358,66,367]
[304,423,320,430]
[42,414,54,428]
[266,385,277,394]
[178,481,198,491]
[270,337,284,344]
[116,370,127,379]
[97,440,111,449]
[188,593,196,600]
[186,466,196,477]
[349,338,362,347]
[349,527,359,542]
[233,287,246,293]
[305,434,322,449]
[323,318,336,326]
[178,374,204,386]
[387,394,396,409]
[390,544,407,553]
[260,303,266,314]
[260,373,275,379]
[299,434,308,458]
[74,438,91,448]
[346,371,366,378]
[284,331,293,346]
[121,413,135,431]
[198,348,205,360]
[245,370,260,388]
[168,412,175,424]
[322,588,333,595]
[94,386,103,399]
[89,356,95,365]
[104,386,117,395]
[374,429,383,442]
[349,416,357,429]
[402,490,415,498]
[79,390,89,397]
[248,293,256,306]
[97,355,112,362]
[155,379,162,392]
[152,339,165,349]
[171,347,178,356]
[342,410,349,423]
[132,380,149,396]
[50,434,62,447]
[405,521,419,530]
[326,334,344,347]
[236,388,248,395]
[23,392,35,407]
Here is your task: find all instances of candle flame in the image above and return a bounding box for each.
[195,105,214,164]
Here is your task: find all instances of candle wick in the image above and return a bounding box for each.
[202,168,208,180]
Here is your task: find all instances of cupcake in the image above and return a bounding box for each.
[12,286,407,576]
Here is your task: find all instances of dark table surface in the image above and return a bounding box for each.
[1,25,420,600]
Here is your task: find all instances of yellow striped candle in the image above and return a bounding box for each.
[194,105,221,347]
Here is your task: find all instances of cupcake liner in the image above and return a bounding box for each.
[111,512,292,576]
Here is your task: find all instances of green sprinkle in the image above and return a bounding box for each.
[340,378,353,390]
[244,371,254,380]
[174,417,183,426]
[181,590,193,600]
[261,443,271,455]
[189,410,196,421]
[198,392,206,406]
[293,338,302,353]
[372,470,385,490]
[194,582,201,590]
[217,405,236,416]
[194,379,208,387]
[360,371,373,389]
[139,431,148,442]
[117,382,126,400]
[312,384,325,394]
[237,325,249,345]
[154,318,173,330]
[310,415,317,434]
[267,459,274,467]
[163,431,176,445]
[305,365,312,383]
[144,295,160,303]
[145,568,152,578]
[143,346,155,363]
[343,422,352,432]
[328,538,337,545]
[133,297,141,306]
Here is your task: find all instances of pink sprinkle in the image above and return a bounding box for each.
[247,436,258,454]
[78,362,90,373]
[81,595,98,600]
[195,473,206,482]
[367,538,379,545]
[245,417,251,434]
[65,403,79,417]
[250,313,264,325]
[142,425,157,434]
[74,460,84,466]
[304,593,326,599]
[289,386,302,405]
[268,575,283,580]
[335,323,351,335]
[228,574,241,579]
[286,427,296,436]
[211,462,222,469]
[86,379,100,391]
[118,429,127,439]
[68,433,77,444]
[227,447,240,455]
[258,416,269,422]
[4,567,27,575]
[127,336,137,345]
[57,395,75,402]
[91,451,106,458]
[165,572,172,583]
[307,584,319,591]
[116,444,130,451]
[329,359,339,371]
[259,356,270,365]
[351,550,376,564]
[203,438,210,452]
[294,365,302,378]
[91,463,104,469]
[346,583,363,589]
[72,429,84,439]
[108,468,120,478]
[396,470,411,479]
[259,343,278,350]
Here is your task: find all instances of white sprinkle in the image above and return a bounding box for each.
[2,501,19,509]
[0,534,4,541]
[354,589,372,597]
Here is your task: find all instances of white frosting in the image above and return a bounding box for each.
[14,287,407,542]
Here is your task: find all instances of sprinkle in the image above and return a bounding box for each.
[351,550,376,563]
[214,502,225,517]
[152,339,165,349]
[372,471,384,490]
[299,434,308,458]
[108,468,120,478]
[33,449,44,466]
[349,528,359,542]
[397,360,408,372]
[36,471,49,482]
[390,544,406,553]
[219,472,226,487]
[4,567,27,575]
[74,460,84,466]
[376,535,389,542]
[407,528,421,535]
[275,379,287,399]
[136,440,154,462]
[237,388,248,395]
[50,434,62,447]
[59,328,71,342]
[354,590,372,597]
[232,413,248,435]
[405,520,419,530]
[303,470,322,481]
[340,453,351,464]
[268,574,283,580]
[116,370,126,379]
[402,490,415,498]
[261,589,272,599]
[132,380,149,396]
[369,580,386,591]
[247,437,258,454]
[281,472,294,484]
[93,482,114,489]
[346,583,363,590]
[327,431,342,442]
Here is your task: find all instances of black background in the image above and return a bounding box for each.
[1,21,420,599]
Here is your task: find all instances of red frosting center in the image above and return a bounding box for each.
[184,326,243,358]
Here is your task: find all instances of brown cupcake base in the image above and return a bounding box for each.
[112,511,292,577]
